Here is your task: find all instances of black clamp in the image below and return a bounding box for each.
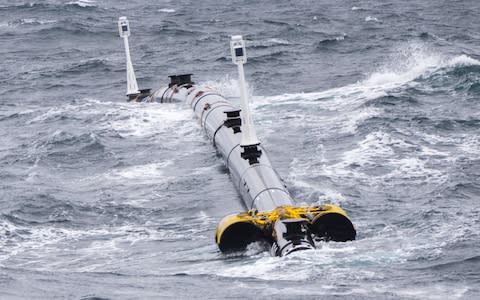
[241,144,262,165]
[224,109,242,134]
[128,88,152,102]
[168,74,194,88]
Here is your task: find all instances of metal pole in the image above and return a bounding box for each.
[118,17,139,96]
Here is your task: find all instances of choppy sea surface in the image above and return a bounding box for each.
[1,0,479,299]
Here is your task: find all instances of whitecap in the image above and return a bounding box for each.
[158,8,175,13]
[107,161,173,182]
[365,16,380,22]
[66,0,96,8]
[2,18,57,28]
[446,54,480,67]
[98,102,193,138]
[268,38,290,45]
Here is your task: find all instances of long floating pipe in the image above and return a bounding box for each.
[118,18,356,256]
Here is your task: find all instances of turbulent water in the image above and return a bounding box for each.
[1,0,479,299]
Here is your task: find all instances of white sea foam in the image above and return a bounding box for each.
[268,38,290,45]
[288,130,450,193]
[446,54,480,67]
[343,132,445,183]
[458,136,480,156]
[421,133,479,158]
[216,240,401,281]
[19,18,56,25]
[1,18,57,28]
[365,16,380,22]
[27,107,64,124]
[203,76,254,100]
[419,144,449,157]
[99,102,193,138]
[315,189,347,204]
[66,0,96,7]
[333,131,395,168]
[387,157,445,182]
[0,213,214,271]
[107,161,173,182]
[158,8,175,13]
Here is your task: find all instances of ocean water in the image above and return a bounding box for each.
[1,0,479,299]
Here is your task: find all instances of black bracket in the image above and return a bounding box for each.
[241,144,262,165]
[224,109,242,133]
[128,88,152,102]
[168,74,194,88]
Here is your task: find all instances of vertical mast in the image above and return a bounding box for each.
[118,17,139,97]
[230,35,262,164]
[230,35,260,147]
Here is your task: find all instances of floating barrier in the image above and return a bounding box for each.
[118,17,356,256]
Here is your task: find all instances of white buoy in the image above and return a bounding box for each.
[118,16,139,96]
[230,35,260,147]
